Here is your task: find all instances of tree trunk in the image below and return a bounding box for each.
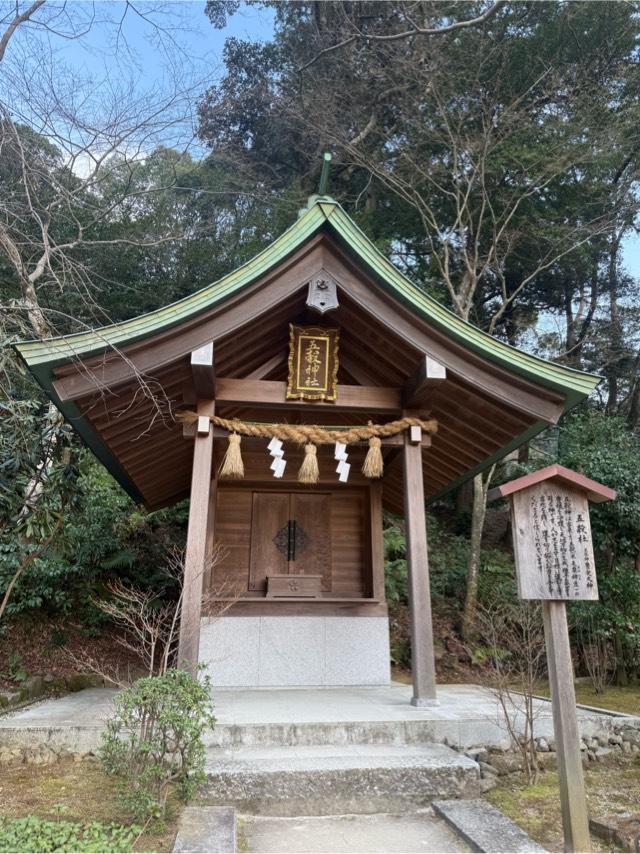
[455,479,473,516]
[461,470,492,640]
[606,233,622,414]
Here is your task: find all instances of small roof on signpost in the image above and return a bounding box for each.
[487,463,616,504]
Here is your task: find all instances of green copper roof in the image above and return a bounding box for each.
[14,196,600,408]
[13,195,602,508]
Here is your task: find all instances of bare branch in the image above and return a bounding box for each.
[298,1,507,73]
[0,0,45,62]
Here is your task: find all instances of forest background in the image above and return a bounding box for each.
[1,0,640,693]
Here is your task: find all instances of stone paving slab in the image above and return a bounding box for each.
[203,742,481,815]
[206,742,480,771]
[0,688,118,756]
[173,806,236,853]
[433,799,547,853]
[0,684,633,756]
[242,809,468,853]
[0,688,117,726]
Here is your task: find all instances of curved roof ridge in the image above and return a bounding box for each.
[15,200,333,366]
[15,196,599,406]
[322,204,600,401]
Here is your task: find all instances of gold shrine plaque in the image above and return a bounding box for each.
[511,482,599,601]
[287,324,339,401]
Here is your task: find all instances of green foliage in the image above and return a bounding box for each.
[383,524,408,607]
[0,449,187,623]
[1,651,28,682]
[0,816,140,853]
[100,669,216,821]
[385,514,511,611]
[487,408,640,682]
[558,409,640,558]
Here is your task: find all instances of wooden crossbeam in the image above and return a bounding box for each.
[214,378,401,412]
[191,342,215,398]
[403,355,447,407]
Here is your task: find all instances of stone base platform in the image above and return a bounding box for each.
[207,682,628,750]
[0,683,634,762]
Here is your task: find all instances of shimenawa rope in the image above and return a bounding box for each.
[176,411,437,483]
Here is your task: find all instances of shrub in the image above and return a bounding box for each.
[0,816,140,853]
[99,668,216,821]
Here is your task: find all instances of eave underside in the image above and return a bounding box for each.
[49,236,571,513]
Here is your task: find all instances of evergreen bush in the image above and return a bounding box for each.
[99,668,215,821]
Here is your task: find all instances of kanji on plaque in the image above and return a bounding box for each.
[512,483,598,600]
[287,324,339,402]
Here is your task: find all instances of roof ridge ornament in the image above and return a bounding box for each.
[318,151,332,196]
[299,152,334,216]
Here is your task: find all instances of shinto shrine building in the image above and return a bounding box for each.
[15,194,599,705]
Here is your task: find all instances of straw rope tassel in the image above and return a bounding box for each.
[362,436,383,479]
[219,433,244,479]
[298,443,319,484]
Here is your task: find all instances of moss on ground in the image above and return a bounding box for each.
[487,756,640,852]
[0,761,179,852]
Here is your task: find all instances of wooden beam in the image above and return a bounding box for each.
[245,350,287,380]
[339,354,379,387]
[203,475,218,595]
[178,399,215,673]
[191,342,215,398]
[403,425,437,705]
[214,378,402,412]
[403,355,447,406]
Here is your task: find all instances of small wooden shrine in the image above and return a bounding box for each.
[15,191,600,704]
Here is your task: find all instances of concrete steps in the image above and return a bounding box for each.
[207,719,449,749]
[203,743,481,816]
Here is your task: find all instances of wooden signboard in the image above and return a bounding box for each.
[489,464,616,854]
[511,483,598,601]
[287,324,339,402]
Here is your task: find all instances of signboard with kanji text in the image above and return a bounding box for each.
[510,482,598,600]
[286,324,339,402]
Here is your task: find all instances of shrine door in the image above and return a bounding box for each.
[249,492,331,592]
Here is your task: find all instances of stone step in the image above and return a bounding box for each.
[207,719,456,748]
[203,743,481,816]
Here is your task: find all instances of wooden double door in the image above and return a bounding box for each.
[249,492,331,592]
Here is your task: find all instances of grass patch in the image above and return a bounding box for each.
[0,761,179,852]
[535,682,640,716]
[487,756,640,852]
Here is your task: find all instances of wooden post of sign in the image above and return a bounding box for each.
[177,398,215,674]
[488,464,617,854]
[403,422,437,706]
[543,600,591,853]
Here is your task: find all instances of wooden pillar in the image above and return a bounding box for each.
[178,399,215,674]
[202,475,218,596]
[403,426,437,705]
[542,601,591,853]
